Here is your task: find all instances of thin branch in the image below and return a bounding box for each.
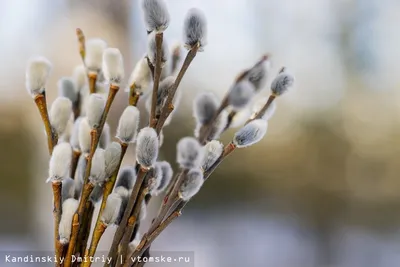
[149,32,164,128]
[66,85,119,264]
[64,214,80,267]
[70,150,81,179]
[83,143,128,267]
[245,94,276,124]
[123,211,182,267]
[155,44,200,134]
[117,188,149,267]
[106,167,149,267]
[52,182,63,267]
[34,93,57,154]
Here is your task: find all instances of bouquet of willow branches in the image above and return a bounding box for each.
[25,0,294,266]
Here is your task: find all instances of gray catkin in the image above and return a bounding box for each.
[26,56,52,95]
[141,0,170,32]
[99,122,110,149]
[228,80,256,111]
[115,166,137,190]
[193,92,218,125]
[183,8,207,50]
[233,119,268,148]
[202,140,224,171]
[177,137,204,169]
[179,168,204,201]
[61,177,75,203]
[136,127,159,168]
[271,68,295,96]
[86,94,105,129]
[104,142,122,178]
[116,106,140,144]
[49,97,73,136]
[154,161,173,195]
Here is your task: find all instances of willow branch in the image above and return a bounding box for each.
[155,45,199,134]
[149,32,164,128]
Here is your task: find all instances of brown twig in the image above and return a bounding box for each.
[106,167,149,267]
[52,182,63,267]
[117,188,149,267]
[67,84,119,263]
[70,150,81,179]
[76,28,86,62]
[128,84,141,106]
[147,170,186,235]
[76,201,95,260]
[197,95,229,145]
[81,221,107,267]
[83,143,128,267]
[34,93,57,154]
[246,94,276,124]
[123,211,182,267]
[155,44,200,134]
[88,73,97,94]
[149,32,164,128]
[64,214,80,267]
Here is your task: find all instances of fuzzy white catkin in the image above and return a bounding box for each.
[73,65,87,90]
[58,77,78,103]
[116,166,136,190]
[141,0,170,32]
[85,38,107,72]
[78,117,91,154]
[75,154,87,184]
[86,94,105,128]
[129,234,141,254]
[251,98,277,121]
[149,162,163,194]
[104,142,122,178]
[70,117,82,151]
[49,97,73,136]
[48,143,72,183]
[245,59,270,91]
[198,110,228,140]
[154,161,173,195]
[147,31,168,66]
[62,177,75,203]
[99,122,110,149]
[271,68,295,96]
[59,198,79,244]
[26,56,52,95]
[136,127,159,168]
[229,107,252,129]
[202,140,223,171]
[102,48,124,85]
[126,56,151,93]
[179,168,204,201]
[193,92,218,125]
[233,119,268,148]
[183,8,207,51]
[90,185,103,203]
[139,201,147,221]
[60,114,74,142]
[177,137,204,169]
[228,80,256,111]
[116,106,140,144]
[114,186,129,225]
[89,148,106,185]
[101,193,122,226]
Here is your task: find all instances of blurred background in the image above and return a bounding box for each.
[1,0,400,266]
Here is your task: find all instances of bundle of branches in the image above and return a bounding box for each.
[25,0,294,266]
